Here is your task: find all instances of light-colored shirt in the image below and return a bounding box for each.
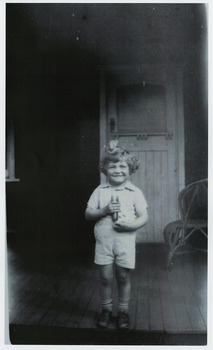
[87,180,148,232]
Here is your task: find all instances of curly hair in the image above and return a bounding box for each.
[99,140,140,175]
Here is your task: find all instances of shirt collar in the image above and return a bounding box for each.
[99,180,135,191]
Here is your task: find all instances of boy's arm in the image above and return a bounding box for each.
[113,208,148,232]
[85,207,108,221]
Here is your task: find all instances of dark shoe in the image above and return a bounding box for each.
[98,309,112,328]
[118,311,129,329]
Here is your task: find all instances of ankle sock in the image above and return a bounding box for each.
[118,297,129,312]
[101,298,113,312]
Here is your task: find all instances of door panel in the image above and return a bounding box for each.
[128,146,173,243]
[117,83,167,133]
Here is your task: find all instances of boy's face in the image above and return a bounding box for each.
[106,160,130,186]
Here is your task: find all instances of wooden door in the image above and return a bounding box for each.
[100,65,185,243]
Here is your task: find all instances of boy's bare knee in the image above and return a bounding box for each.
[116,266,130,284]
[117,274,127,284]
[100,275,113,286]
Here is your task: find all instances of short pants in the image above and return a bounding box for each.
[94,217,136,269]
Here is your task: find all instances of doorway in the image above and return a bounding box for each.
[100,65,185,243]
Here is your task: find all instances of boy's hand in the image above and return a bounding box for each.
[113,219,135,232]
[103,201,120,216]
[113,209,148,232]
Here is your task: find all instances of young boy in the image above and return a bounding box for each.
[85,141,148,329]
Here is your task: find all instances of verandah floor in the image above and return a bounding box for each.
[7,243,207,345]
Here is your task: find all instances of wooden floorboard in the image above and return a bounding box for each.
[157,267,178,332]
[9,271,53,324]
[167,265,193,332]
[65,266,100,328]
[79,278,100,329]
[40,262,95,327]
[128,268,139,330]
[7,244,207,335]
[46,270,87,327]
[148,249,164,331]
[135,246,149,331]
[183,254,207,329]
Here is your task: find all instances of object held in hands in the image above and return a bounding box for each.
[111,195,119,221]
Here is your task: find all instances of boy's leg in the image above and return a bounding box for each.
[115,265,131,329]
[99,263,114,306]
[98,264,114,328]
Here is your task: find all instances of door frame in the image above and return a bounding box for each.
[99,64,185,220]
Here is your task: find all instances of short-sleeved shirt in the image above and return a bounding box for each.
[87,181,148,269]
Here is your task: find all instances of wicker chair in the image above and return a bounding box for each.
[163,179,208,268]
